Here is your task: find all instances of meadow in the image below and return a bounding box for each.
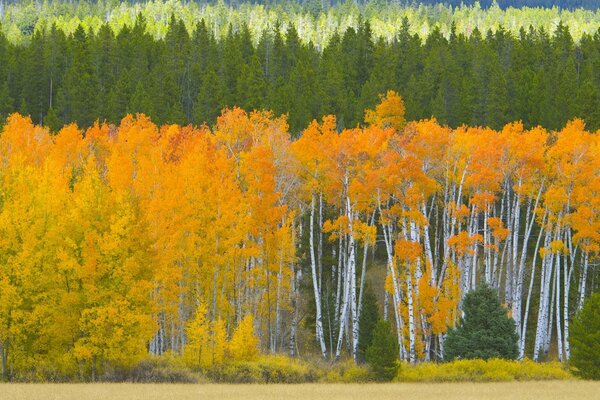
[1,382,599,400]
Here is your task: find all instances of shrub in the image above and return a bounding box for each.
[366,320,399,381]
[324,360,372,383]
[397,359,571,382]
[444,285,519,361]
[207,355,318,383]
[571,292,600,380]
[101,356,200,383]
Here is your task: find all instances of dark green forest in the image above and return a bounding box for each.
[1,15,599,134]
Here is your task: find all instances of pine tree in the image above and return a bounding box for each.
[571,292,600,380]
[0,81,12,126]
[357,284,379,363]
[366,320,398,381]
[444,285,519,361]
[44,106,61,134]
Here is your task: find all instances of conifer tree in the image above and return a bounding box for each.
[571,292,600,380]
[357,284,379,363]
[366,320,398,381]
[444,285,519,361]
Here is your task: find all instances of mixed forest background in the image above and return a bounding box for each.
[0,0,599,383]
[1,1,600,134]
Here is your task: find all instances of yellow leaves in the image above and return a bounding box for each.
[0,278,20,339]
[550,240,567,254]
[544,185,568,214]
[76,299,156,368]
[228,315,259,362]
[364,90,406,131]
[354,221,377,246]
[323,215,349,240]
[322,215,376,245]
[185,303,220,369]
[1,97,600,373]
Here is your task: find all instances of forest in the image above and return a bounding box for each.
[1,10,600,136]
[0,0,599,386]
[0,90,598,380]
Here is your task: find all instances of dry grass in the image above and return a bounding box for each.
[1,381,599,400]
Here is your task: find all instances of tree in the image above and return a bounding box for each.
[44,106,61,133]
[570,292,600,380]
[228,315,259,362]
[444,285,519,361]
[366,320,399,381]
[357,284,379,363]
[364,90,406,131]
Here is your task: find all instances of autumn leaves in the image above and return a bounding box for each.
[0,90,598,379]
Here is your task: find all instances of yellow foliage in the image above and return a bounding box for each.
[228,315,259,362]
[397,359,572,382]
[365,90,407,131]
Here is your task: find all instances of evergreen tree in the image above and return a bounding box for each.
[357,284,379,363]
[44,106,61,134]
[366,320,398,381]
[0,81,12,126]
[63,25,98,127]
[237,54,266,113]
[571,292,600,380]
[193,66,223,126]
[444,285,519,361]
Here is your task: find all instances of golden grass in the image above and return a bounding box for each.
[1,381,599,400]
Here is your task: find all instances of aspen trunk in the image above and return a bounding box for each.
[520,211,546,358]
[577,252,589,311]
[534,227,552,361]
[309,193,327,358]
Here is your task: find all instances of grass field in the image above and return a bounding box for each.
[1,382,599,400]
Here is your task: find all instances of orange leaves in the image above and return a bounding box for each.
[1,97,600,369]
[448,231,483,256]
[214,107,254,156]
[487,217,509,241]
[394,239,422,262]
[470,192,496,211]
[0,113,52,167]
[322,215,349,240]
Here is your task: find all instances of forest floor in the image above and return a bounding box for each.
[1,381,598,400]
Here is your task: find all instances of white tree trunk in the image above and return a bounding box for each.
[309,193,327,358]
[577,251,589,311]
[520,210,547,359]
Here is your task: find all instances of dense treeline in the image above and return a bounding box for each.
[398,1,600,10]
[0,92,598,380]
[2,0,600,12]
[0,15,599,135]
[3,0,600,45]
